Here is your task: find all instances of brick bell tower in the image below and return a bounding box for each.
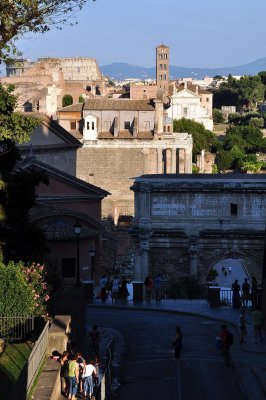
[156,43,170,95]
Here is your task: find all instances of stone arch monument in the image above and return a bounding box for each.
[130,174,266,282]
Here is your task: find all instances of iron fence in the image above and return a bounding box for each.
[95,339,114,400]
[27,320,50,393]
[148,282,208,302]
[0,315,34,341]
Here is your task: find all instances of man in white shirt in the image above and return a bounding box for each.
[82,360,97,399]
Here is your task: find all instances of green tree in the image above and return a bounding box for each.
[238,75,265,110]
[78,95,85,103]
[213,108,225,124]
[62,94,73,107]
[0,0,96,60]
[248,117,264,128]
[173,118,217,160]
[216,150,233,172]
[0,84,48,262]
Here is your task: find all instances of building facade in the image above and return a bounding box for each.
[131,174,265,282]
[167,81,213,130]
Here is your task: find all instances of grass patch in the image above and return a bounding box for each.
[0,342,33,400]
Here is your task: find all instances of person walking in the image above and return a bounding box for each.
[228,266,232,274]
[144,275,153,301]
[68,353,79,400]
[120,276,129,302]
[60,351,69,397]
[252,305,264,344]
[88,324,100,359]
[82,359,97,399]
[172,325,183,361]
[111,275,120,303]
[239,308,247,344]
[232,279,241,309]
[154,273,162,301]
[241,278,251,307]
[220,324,233,367]
[99,274,108,303]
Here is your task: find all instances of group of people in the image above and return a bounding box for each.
[99,274,130,303]
[221,265,232,278]
[144,274,162,301]
[231,276,258,309]
[57,325,100,399]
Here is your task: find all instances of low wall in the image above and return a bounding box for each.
[32,315,71,400]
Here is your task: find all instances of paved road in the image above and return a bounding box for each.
[86,307,265,400]
[214,258,250,288]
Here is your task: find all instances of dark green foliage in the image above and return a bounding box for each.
[62,94,73,107]
[206,268,218,282]
[173,118,217,160]
[213,108,225,123]
[78,95,85,103]
[216,150,234,171]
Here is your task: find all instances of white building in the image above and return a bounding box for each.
[167,81,213,130]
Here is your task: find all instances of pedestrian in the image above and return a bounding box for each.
[228,266,232,274]
[251,276,258,309]
[232,279,241,309]
[77,351,85,393]
[241,278,251,307]
[99,274,108,302]
[220,324,233,367]
[89,324,100,359]
[60,351,69,397]
[111,275,120,303]
[154,273,162,301]
[120,276,129,302]
[221,266,225,273]
[239,308,247,344]
[67,353,79,400]
[82,359,97,399]
[224,270,227,278]
[172,325,183,360]
[252,305,264,344]
[144,275,153,301]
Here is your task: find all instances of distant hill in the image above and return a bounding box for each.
[101,58,266,80]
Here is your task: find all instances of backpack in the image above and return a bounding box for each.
[227,332,234,345]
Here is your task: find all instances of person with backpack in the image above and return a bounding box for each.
[220,324,233,367]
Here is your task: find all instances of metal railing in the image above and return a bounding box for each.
[147,282,208,302]
[95,339,114,400]
[27,320,50,393]
[0,315,34,341]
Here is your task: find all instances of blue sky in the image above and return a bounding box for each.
[16,0,266,68]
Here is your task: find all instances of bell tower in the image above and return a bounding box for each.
[156,44,170,95]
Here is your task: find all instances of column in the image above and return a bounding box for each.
[171,148,177,173]
[184,148,192,173]
[157,147,163,173]
[166,149,171,173]
[189,244,199,276]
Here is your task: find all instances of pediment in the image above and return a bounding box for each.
[172,89,200,99]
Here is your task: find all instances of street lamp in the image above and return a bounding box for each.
[89,247,96,280]
[74,221,82,286]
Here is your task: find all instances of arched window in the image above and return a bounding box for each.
[23,101,33,112]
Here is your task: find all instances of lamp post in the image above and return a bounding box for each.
[89,247,96,281]
[74,221,82,286]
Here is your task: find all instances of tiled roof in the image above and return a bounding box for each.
[176,82,211,95]
[29,204,101,240]
[156,44,169,49]
[83,99,155,111]
[57,103,84,112]
[96,131,154,140]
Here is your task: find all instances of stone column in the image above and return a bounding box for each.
[157,147,163,173]
[171,148,177,173]
[184,148,192,173]
[189,244,199,276]
[134,245,149,281]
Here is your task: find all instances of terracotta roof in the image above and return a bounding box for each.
[156,44,169,49]
[176,82,211,95]
[97,131,154,140]
[57,103,84,112]
[83,99,155,111]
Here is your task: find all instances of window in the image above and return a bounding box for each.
[70,121,76,130]
[206,98,209,102]
[92,121,95,130]
[183,107,188,116]
[124,121,130,130]
[231,203,238,216]
[160,64,163,70]
[164,64,167,70]
[62,258,76,278]
[87,121,90,130]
